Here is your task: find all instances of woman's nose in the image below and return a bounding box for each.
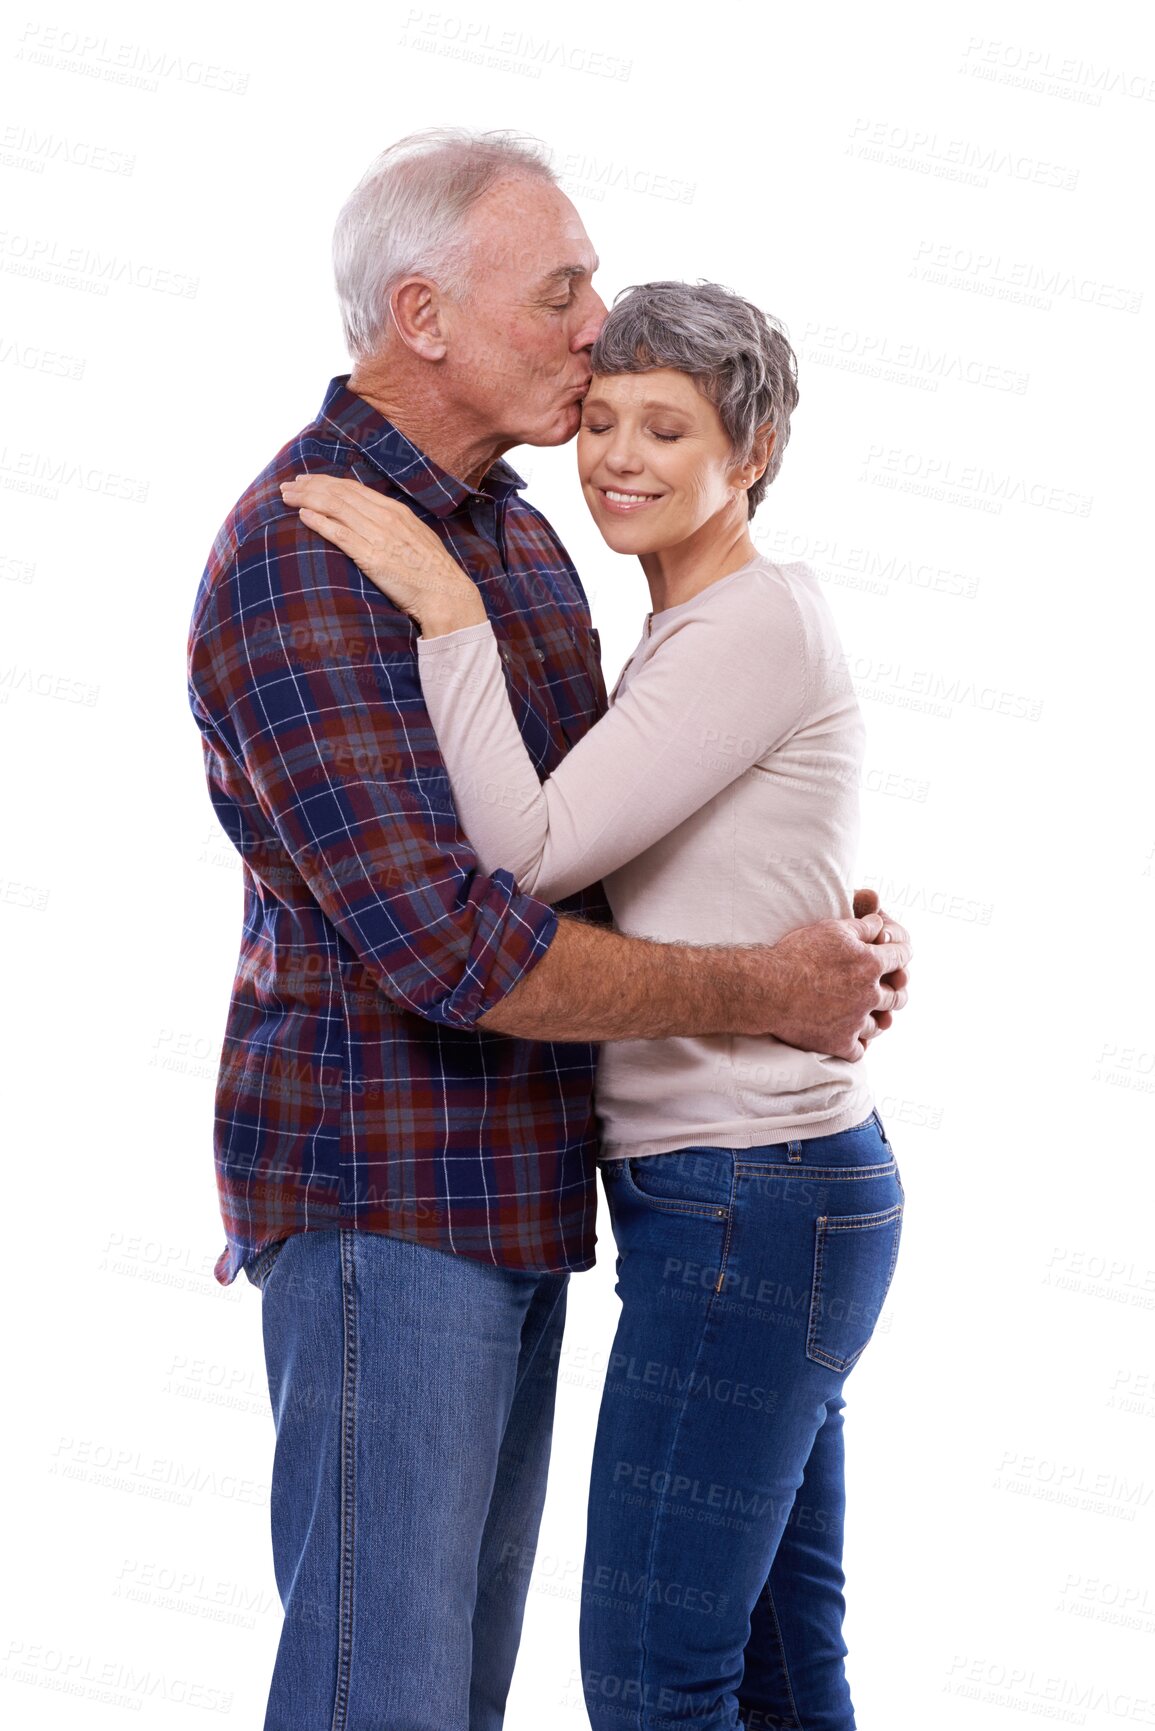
[604,437,643,474]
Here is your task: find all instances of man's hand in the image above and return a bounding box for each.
[765,907,912,1062]
[851,886,911,1043]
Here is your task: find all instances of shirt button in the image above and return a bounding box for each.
[499,645,511,662]
[534,647,545,661]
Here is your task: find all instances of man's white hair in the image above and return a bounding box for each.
[332,127,557,361]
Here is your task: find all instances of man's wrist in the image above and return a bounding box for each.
[718,942,784,1038]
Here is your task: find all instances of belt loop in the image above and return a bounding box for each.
[787,1139,803,1163]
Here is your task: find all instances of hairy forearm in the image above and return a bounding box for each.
[476,913,775,1043]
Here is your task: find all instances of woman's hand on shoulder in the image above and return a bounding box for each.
[279,473,486,633]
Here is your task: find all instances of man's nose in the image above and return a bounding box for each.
[572,291,608,353]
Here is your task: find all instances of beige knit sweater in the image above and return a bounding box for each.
[415,553,874,1159]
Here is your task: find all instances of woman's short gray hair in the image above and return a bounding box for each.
[589,281,800,517]
[333,128,557,362]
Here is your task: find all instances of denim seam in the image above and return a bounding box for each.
[712,1163,738,1295]
[759,1581,804,1730]
[883,1206,903,1294]
[635,1249,726,1726]
[330,1230,360,1731]
[473,1277,568,1625]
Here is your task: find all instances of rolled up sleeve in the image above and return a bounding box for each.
[189,516,558,1028]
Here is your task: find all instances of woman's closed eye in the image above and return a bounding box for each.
[580,423,683,442]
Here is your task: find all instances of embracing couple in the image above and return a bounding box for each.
[187,128,913,1731]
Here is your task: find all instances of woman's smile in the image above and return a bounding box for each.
[596,486,665,514]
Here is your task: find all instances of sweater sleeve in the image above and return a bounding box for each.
[415,571,808,903]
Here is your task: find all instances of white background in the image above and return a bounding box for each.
[3,0,1154,1724]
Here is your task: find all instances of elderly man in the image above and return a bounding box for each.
[187,129,909,1731]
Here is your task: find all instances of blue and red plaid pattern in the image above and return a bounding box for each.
[188,376,613,1285]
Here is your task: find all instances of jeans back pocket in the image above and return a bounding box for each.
[806,1201,903,1373]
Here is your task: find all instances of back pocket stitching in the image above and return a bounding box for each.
[806,1202,903,1372]
[734,1161,896,1181]
[820,1202,904,1233]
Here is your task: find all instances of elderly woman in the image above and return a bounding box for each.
[283,282,906,1730]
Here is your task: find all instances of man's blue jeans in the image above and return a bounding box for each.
[580,1111,904,1730]
[247,1227,568,1730]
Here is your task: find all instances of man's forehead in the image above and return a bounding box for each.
[467,179,598,279]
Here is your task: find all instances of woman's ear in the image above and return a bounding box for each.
[749,421,776,486]
[733,423,776,493]
[389,277,449,362]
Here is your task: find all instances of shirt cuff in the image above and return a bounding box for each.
[417,620,497,653]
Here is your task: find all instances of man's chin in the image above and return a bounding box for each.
[518,403,584,449]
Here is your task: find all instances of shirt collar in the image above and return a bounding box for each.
[317,375,526,519]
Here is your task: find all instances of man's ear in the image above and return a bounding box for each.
[389,277,449,361]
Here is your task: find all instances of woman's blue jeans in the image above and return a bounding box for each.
[580,1110,904,1731]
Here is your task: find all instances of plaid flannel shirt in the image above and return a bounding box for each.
[188,376,613,1285]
